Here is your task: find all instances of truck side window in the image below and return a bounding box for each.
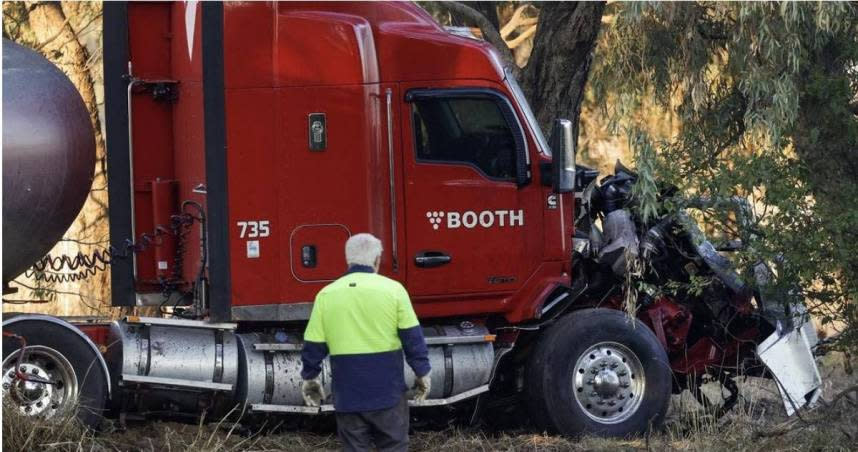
[411,95,519,181]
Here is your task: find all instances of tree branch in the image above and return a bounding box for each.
[442,1,520,78]
[506,25,537,50]
[52,10,102,53]
[8,279,109,312]
[31,12,71,51]
[499,5,535,39]
[820,385,858,408]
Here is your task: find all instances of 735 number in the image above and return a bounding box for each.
[237,220,270,238]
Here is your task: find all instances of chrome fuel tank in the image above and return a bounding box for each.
[237,324,494,411]
[105,317,239,414]
[235,332,332,407]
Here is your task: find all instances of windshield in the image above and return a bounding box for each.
[504,67,551,156]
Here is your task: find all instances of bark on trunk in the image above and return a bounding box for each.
[793,43,858,210]
[520,2,606,138]
[792,39,858,294]
[28,3,98,121]
[443,1,517,76]
[25,1,111,314]
[470,2,499,31]
[442,1,605,143]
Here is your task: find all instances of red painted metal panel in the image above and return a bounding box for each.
[275,11,379,86]
[289,225,351,282]
[504,263,569,323]
[125,2,207,291]
[127,3,172,79]
[171,2,207,286]
[127,3,175,288]
[269,83,392,304]
[373,26,503,84]
[119,1,573,322]
[169,0,207,286]
[170,1,202,82]
[170,79,206,283]
[151,179,178,279]
[223,2,275,88]
[224,2,504,88]
[219,2,566,321]
[399,79,543,299]
[72,323,111,349]
[224,88,280,306]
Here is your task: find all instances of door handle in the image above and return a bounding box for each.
[414,251,451,268]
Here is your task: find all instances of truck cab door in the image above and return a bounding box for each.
[400,85,542,300]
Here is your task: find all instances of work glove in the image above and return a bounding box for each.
[412,374,431,402]
[301,379,325,407]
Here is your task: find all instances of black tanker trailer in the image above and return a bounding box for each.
[2,39,95,286]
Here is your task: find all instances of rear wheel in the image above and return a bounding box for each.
[526,308,671,437]
[2,318,108,428]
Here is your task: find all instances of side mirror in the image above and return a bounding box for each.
[549,119,576,193]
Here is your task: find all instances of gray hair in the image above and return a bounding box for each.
[345,233,383,268]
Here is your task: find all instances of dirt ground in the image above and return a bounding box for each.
[3,352,856,452]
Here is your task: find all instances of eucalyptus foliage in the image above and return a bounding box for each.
[592,2,858,348]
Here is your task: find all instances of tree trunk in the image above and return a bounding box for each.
[793,42,858,203]
[24,1,111,315]
[441,1,606,143]
[521,2,606,138]
[470,2,499,31]
[792,38,858,293]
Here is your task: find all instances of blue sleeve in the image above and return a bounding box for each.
[398,325,431,377]
[301,341,328,380]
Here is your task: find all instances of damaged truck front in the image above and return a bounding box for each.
[541,161,823,421]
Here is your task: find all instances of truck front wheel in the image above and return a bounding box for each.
[526,308,671,437]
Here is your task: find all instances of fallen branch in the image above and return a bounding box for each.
[820,385,858,408]
[753,385,858,440]
[752,418,801,439]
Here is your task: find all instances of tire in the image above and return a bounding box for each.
[2,318,108,429]
[526,308,671,437]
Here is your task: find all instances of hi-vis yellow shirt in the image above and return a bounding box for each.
[304,272,419,354]
[301,267,430,412]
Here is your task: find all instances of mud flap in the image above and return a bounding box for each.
[756,320,822,416]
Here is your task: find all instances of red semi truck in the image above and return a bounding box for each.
[2,2,823,437]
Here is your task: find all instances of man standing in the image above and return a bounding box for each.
[301,233,431,452]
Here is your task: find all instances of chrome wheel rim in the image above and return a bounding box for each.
[572,341,645,424]
[2,345,79,419]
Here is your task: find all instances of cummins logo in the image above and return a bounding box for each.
[426,210,524,230]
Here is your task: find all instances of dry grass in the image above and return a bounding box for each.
[3,352,856,451]
[2,399,96,451]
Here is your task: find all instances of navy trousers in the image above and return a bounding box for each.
[335,394,409,452]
